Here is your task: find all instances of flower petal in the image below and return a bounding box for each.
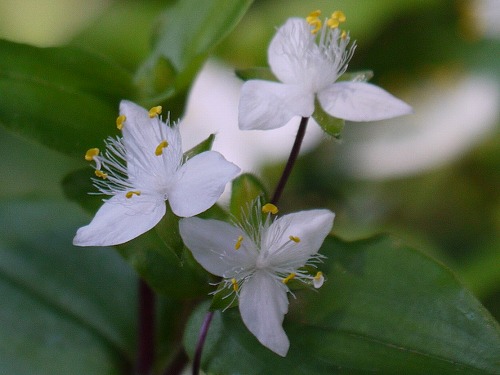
[179,217,257,277]
[168,151,240,217]
[318,82,413,122]
[238,80,314,130]
[119,100,183,181]
[268,18,315,85]
[239,270,290,356]
[73,193,165,246]
[264,209,334,269]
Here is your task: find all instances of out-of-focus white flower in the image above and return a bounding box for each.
[74,100,240,247]
[180,202,334,356]
[238,11,412,131]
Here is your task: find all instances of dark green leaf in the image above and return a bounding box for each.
[154,205,183,259]
[229,173,268,222]
[235,67,278,82]
[0,199,137,374]
[62,168,103,214]
[135,0,253,114]
[184,235,500,374]
[0,39,135,157]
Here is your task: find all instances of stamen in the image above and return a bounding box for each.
[327,10,346,29]
[95,170,108,179]
[231,278,239,292]
[155,140,169,156]
[289,235,301,243]
[116,115,126,130]
[148,106,162,118]
[282,273,296,284]
[306,10,322,34]
[313,271,325,288]
[85,148,99,161]
[125,191,141,199]
[234,235,244,250]
[341,30,347,40]
[262,203,279,215]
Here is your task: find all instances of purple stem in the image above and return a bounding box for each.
[136,278,155,375]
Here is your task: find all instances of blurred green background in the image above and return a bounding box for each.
[0,0,498,324]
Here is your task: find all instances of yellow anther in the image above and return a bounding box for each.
[125,191,141,199]
[332,10,346,23]
[289,235,301,243]
[155,140,169,156]
[95,170,108,179]
[262,203,279,215]
[116,115,126,130]
[85,148,99,161]
[327,10,346,29]
[235,235,244,250]
[341,30,347,40]
[282,273,296,284]
[231,278,239,292]
[306,10,322,34]
[313,271,325,288]
[148,106,162,118]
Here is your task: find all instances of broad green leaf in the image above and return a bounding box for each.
[0,199,137,374]
[62,168,103,214]
[229,173,268,222]
[184,235,500,374]
[135,0,253,115]
[0,39,135,158]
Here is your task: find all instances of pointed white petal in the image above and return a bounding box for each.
[264,209,334,269]
[73,193,165,247]
[119,100,183,181]
[268,18,315,85]
[168,151,240,217]
[239,270,290,357]
[238,80,314,130]
[179,217,257,277]
[318,82,413,122]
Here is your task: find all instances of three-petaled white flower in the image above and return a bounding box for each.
[74,100,240,247]
[238,11,412,130]
[179,203,334,356]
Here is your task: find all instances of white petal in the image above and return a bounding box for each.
[73,193,165,247]
[119,100,182,181]
[318,82,413,122]
[238,80,314,130]
[268,18,315,85]
[264,209,334,269]
[179,217,257,277]
[239,270,290,356]
[168,151,240,217]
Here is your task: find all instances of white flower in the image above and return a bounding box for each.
[179,203,334,356]
[73,100,240,247]
[238,11,413,130]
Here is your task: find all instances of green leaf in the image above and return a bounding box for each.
[338,70,374,82]
[229,173,268,222]
[0,199,137,374]
[0,39,135,158]
[62,168,103,214]
[135,0,253,115]
[183,133,215,162]
[235,67,278,82]
[312,99,345,139]
[184,235,500,374]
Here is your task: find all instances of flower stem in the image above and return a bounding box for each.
[271,116,309,205]
[136,278,155,375]
[192,310,214,375]
[190,117,310,375]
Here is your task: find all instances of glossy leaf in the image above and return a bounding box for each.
[135,0,253,113]
[184,235,500,374]
[0,200,137,374]
[0,39,135,158]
